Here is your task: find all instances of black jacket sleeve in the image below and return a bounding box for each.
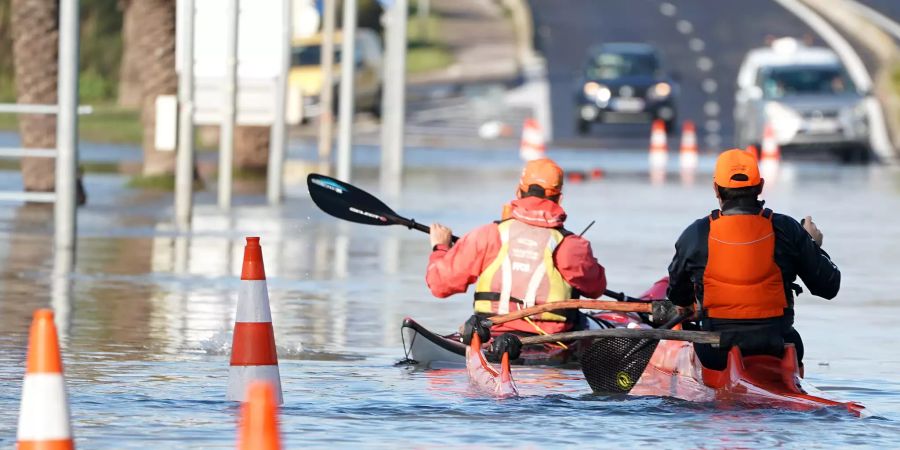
[667,218,709,307]
[774,215,841,300]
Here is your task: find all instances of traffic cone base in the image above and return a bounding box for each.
[228,366,283,404]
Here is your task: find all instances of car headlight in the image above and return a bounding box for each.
[584,82,611,102]
[764,102,801,141]
[647,82,672,99]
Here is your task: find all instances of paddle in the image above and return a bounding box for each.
[483,300,653,328]
[307,173,643,303]
[580,314,692,394]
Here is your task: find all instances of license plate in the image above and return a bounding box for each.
[806,119,839,134]
[610,97,645,112]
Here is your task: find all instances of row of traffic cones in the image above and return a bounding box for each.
[648,119,781,176]
[16,236,285,449]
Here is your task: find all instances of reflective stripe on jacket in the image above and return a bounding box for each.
[703,208,787,319]
[473,219,573,322]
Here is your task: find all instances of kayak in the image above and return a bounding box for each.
[400,310,647,368]
[581,279,867,416]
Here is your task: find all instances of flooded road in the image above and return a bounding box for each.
[1,146,900,448]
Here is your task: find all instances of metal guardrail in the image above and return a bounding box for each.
[0,103,93,115]
[0,102,89,204]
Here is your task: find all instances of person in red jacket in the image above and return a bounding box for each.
[426,158,607,337]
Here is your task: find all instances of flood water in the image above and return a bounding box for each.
[1,145,900,448]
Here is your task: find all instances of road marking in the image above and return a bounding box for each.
[704,101,720,117]
[705,133,722,148]
[689,38,705,52]
[696,57,714,72]
[773,0,894,162]
[702,78,718,94]
[659,2,677,17]
[676,19,694,34]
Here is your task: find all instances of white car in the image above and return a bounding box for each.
[734,38,870,161]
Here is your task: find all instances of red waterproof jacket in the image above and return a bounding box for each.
[426,197,607,334]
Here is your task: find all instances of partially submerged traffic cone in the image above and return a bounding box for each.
[678,121,699,170]
[519,118,546,161]
[237,382,282,450]
[228,237,283,404]
[760,123,780,182]
[761,123,781,163]
[17,309,74,450]
[648,119,669,170]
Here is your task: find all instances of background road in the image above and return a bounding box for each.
[529,0,846,150]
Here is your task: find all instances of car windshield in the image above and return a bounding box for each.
[760,65,855,98]
[291,45,342,67]
[586,52,657,79]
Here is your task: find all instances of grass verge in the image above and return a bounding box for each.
[0,103,142,145]
[406,13,454,74]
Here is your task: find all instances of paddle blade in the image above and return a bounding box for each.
[307,173,398,226]
[581,337,660,394]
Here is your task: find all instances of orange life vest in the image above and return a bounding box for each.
[703,208,787,320]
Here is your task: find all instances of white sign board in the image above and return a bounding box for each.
[176,0,287,125]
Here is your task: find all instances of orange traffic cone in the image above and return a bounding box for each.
[519,118,546,161]
[679,121,699,170]
[648,119,668,169]
[17,309,74,450]
[761,123,781,163]
[760,123,780,182]
[228,237,283,404]
[237,382,282,450]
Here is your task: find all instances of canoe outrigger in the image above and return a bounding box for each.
[403,278,866,416]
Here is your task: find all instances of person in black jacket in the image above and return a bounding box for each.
[667,149,840,370]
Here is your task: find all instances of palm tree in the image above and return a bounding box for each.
[133,0,177,176]
[117,0,142,108]
[11,0,59,192]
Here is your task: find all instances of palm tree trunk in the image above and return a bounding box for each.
[134,0,178,176]
[11,0,58,192]
[234,125,270,172]
[117,0,142,108]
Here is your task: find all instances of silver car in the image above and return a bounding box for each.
[734,39,869,161]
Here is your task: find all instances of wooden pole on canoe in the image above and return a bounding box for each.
[519,328,721,346]
[485,300,653,326]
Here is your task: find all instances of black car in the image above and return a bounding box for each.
[575,43,678,134]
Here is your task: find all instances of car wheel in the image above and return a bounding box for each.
[840,145,871,164]
[577,119,590,136]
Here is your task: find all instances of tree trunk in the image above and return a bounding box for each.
[117,0,142,108]
[234,126,270,171]
[134,0,177,176]
[11,0,58,192]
